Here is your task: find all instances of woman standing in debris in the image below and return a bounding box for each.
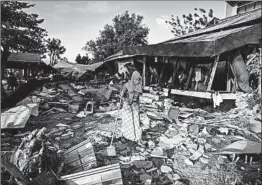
[120,71,144,145]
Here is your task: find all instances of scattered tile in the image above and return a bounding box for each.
[160,165,173,173]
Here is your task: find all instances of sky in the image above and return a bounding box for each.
[25,1,226,62]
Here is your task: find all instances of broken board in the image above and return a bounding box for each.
[60,163,123,185]
[63,140,97,174]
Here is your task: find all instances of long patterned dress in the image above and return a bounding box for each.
[120,88,142,142]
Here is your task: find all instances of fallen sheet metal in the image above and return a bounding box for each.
[211,140,262,154]
[60,163,123,185]
[1,104,39,129]
[63,140,97,174]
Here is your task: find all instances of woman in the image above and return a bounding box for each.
[120,71,143,145]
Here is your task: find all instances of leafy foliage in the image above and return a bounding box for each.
[75,54,90,65]
[1,1,47,98]
[45,38,66,66]
[83,11,149,62]
[1,1,47,56]
[166,8,216,37]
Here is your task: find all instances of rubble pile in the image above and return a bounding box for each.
[1,80,262,185]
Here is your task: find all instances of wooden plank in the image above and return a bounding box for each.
[142,56,146,88]
[226,60,231,92]
[61,164,123,185]
[159,57,165,84]
[207,55,219,91]
[229,60,238,91]
[61,164,121,179]
[144,86,236,100]
[64,170,122,185]
[185,66,194,90]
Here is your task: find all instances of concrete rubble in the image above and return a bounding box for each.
[1,80,262,185]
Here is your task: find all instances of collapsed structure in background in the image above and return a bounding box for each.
[99,8,261,107]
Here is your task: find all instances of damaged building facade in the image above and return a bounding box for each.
[101,8,261,108]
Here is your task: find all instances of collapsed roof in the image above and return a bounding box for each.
[122,8,262,58]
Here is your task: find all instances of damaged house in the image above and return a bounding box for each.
[102,7,261,107]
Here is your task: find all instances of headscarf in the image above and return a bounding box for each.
[125,71,143,102]
[126,71,143,93]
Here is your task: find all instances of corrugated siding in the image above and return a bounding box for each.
[167,25,254,43]
[7,53,41,63]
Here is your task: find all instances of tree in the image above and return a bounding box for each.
[75,54,82,64]
[46,38,66,66]
[75,54,90,65]
[1,1,47,99]
[166,8,217,37]
[81,55,90,65]
[83,11,149,62]
[1,1,48,71]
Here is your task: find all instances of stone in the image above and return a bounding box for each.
[160,165,173,173]
[130,155,146,163]
[189,150,203,161]
[188,148,196,154]
[61,133,71,140]
[72,124,82,130]
[147,140,155,149]
[66,129,73,132]
[196,138,206,144]
[212,138,221,144]
[140,173,152,184]
[186,143,198,150]
[55,137,60,142]
[159,135,184,149]
[218,127,229,135]
[151,147,166,157]
[172,173,181,181]
[151,158,165,169]
[116,142,127,151]
[133,161,153,169]
[188,125,199,136]
[135,146,145,152]
[175,181,187,185]
[204,143,213,151]
[199,157,209,164]
[119,156,130,163]
[53,131,64,137]
[249,118,262,134]
[184,158,194,166]
[68,131,74,137]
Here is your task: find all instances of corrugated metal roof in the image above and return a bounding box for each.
[161,8,261,44]
[7,53,41,63]
[103,50,135,62]
[123,23,261,57]
[167,25,255,43]
[48,59,104,72]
